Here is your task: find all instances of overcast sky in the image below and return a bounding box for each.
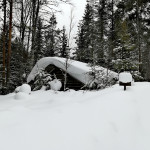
[56,0,87,47]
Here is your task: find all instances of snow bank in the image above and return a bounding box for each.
[27,57,118,85]
[119,72,132,83]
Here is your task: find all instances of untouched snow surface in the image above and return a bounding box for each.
[0,82,150,150]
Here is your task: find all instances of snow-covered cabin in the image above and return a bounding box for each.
[27,57,118,90]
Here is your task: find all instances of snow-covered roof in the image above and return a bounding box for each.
[27,57,118,85]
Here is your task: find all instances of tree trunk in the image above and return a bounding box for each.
[136,0,142,72]
[110,0,114,60]
[31,0,40,66]
[2,0,7,87]
[7,0,13,85]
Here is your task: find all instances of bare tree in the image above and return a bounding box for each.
[63,6,75,90]
[68,6,76,47]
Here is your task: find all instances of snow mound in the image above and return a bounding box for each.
[19,84,31,94]
[14,92,30,100]
[49,79,62,91]
[119,72,132,83]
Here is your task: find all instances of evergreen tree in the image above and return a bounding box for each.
[60,26,68,58]
[94,0,108,65]
[112,20,137,72]
[44,14,60,57]
[32,69,52,91]
[75,21,86,61]
[123,0,150,76]
[75,3,95,63]
[7,38,24,93]
[34,17,44,64]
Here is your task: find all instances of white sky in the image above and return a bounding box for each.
[56,0,87,47]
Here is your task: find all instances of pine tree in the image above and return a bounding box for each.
[94,0,108,65]
[34,17,44,64]
[113,20,137,72]
[75,3,95,63]
[32,69,52,91]
[75,21,86,61]
[60,26,68,58]
[8,39,24,92]
[44,14,60,57]
[123,0,150,76]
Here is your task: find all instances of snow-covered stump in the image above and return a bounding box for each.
[119,72,132,91]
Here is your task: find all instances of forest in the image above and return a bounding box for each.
[0,0,150,94]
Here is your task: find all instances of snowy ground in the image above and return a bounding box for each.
[0,82,150,150]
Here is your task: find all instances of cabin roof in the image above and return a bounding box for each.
[27,57,118,85]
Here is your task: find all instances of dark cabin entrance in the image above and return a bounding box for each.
[45,65,84,90]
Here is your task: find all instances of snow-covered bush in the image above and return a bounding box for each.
[33,69,52,91]
[130,71,144,81]
[19,84,31,94]
[86,69,118,90]
[112,59,145,81]
[112,59,138,73]
[49,79,62,91]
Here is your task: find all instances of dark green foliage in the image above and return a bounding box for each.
[34,17,44,64]
[75,3,95,63]
[75,0,150,81]
[85,69,117,90]
[44,14,61,57]
[59,26,68,58]
[32,69,52,91]
[7,38,25,93]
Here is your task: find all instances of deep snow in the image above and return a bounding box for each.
[0,82,150,150]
